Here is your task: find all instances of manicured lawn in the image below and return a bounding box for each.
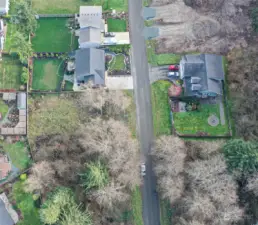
[131,187,144,225]
[0,100,9,119]
[32,59,64,91]
[64,81,73,91]
[0,55,22,90]
[11,181,41,225]
[109,54,125,71]
[32,18,74,52]
[2,141,31,170]
[173,104,230,136]
[146,40,181,66]
[107,18,127,32]
[31,0,127,14]
[151,80,172,136]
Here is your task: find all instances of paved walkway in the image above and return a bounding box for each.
[219,97,226,125]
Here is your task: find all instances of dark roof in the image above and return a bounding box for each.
[0,198,14,225]
[75,48,105,85]
[180,54,224,96]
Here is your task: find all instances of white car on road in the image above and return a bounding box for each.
[141,163,146,176]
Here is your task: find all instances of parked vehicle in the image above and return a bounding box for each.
[141,163,146,176]
[104,32,115,37]
[168,71,180,77]
[168,64,179,71]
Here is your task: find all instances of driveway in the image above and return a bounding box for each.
[128,0,161,224]
[149,65,169,84]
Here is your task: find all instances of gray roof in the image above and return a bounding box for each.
[143,7,156,20]
[79,27,101,45]
[75,48,105,85]
[0,198,14,225]
[79,6,102,29]
[144,27,159,40]
[0,0,7,8]
[17,93,26,110]
[180,54,224,96]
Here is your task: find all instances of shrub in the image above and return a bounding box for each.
[223,139,258,173]
[20,174,27,181]
[21,67,29,84]
[251,8,258,32]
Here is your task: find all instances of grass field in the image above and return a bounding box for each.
[107,18,127,32]
[2,141,31,170]
[0,55,22,90]
[31,0,128,14]
[11,181,41,225]
[173,104,230,136]
[131,187,144,225]
[32,59,64,91]
[109,54,125,71]
[0,100,9,119]
[28,95,80,145]
[32,18,75,52]
[146,40,181,66]
[151,80,172,136]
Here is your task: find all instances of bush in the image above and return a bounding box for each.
[20,174,27,181]
[251,8,258,32]
[223,139,258,174]
[21,67,29,84]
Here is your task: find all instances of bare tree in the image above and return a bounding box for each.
[25,161,56,193]
[247,174,258,196]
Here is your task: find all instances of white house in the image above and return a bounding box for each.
[0,0,9,15]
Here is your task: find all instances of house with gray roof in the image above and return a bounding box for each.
[77,6,104,49]
[179,54,225,98]
[74,48,105,86]
[0,0,9,15]
[0,193,19,225]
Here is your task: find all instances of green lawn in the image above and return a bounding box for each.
[0,100,9,119]
[11,181,41,225]
[4,23,17,52]
[109,54,125,71]
[107,18,127,32]
[0,55,22,90]
[32,18,75,52]
[2,141,31,170]
[32,59,64,91]
[64,81,73,91]
[144,20,154,27]
[131,187,144,225]
[146,40,181,66]
[173,104,230,136]
[151,80,172,136]
[31,0,127,14]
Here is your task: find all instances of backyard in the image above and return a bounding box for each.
[146,40,181,66]
[107,18,127,32]
[109,54,126,71]
[151,80,171,136]
[31,0,128,14]
[32,18,76,52]
[2,141,31,170]
[173,104,230,136]
[0,55,22,90]
[32,59,64,91]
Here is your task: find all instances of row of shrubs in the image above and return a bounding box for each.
[32,52,67,58]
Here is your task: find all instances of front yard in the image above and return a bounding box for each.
[32,59,64,91]
[32,18,76,53]
[31,0,128,14]
[0,55,22,90]
[173,103,230,136]
[107,18,127,32]
[151,80,172,136]
[109,54,126,71]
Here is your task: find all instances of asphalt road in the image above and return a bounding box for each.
[128,1,161,225]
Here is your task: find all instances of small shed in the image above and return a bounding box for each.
[17,93,26,110]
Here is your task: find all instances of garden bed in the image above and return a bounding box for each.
[107,18,127,32]
[173,104,230,136]
[32,59,64,91]
[0,55,22,90]
[32,18,76,53]
[107,53,130,75]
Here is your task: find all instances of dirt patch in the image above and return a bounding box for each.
[151,0,252,54]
